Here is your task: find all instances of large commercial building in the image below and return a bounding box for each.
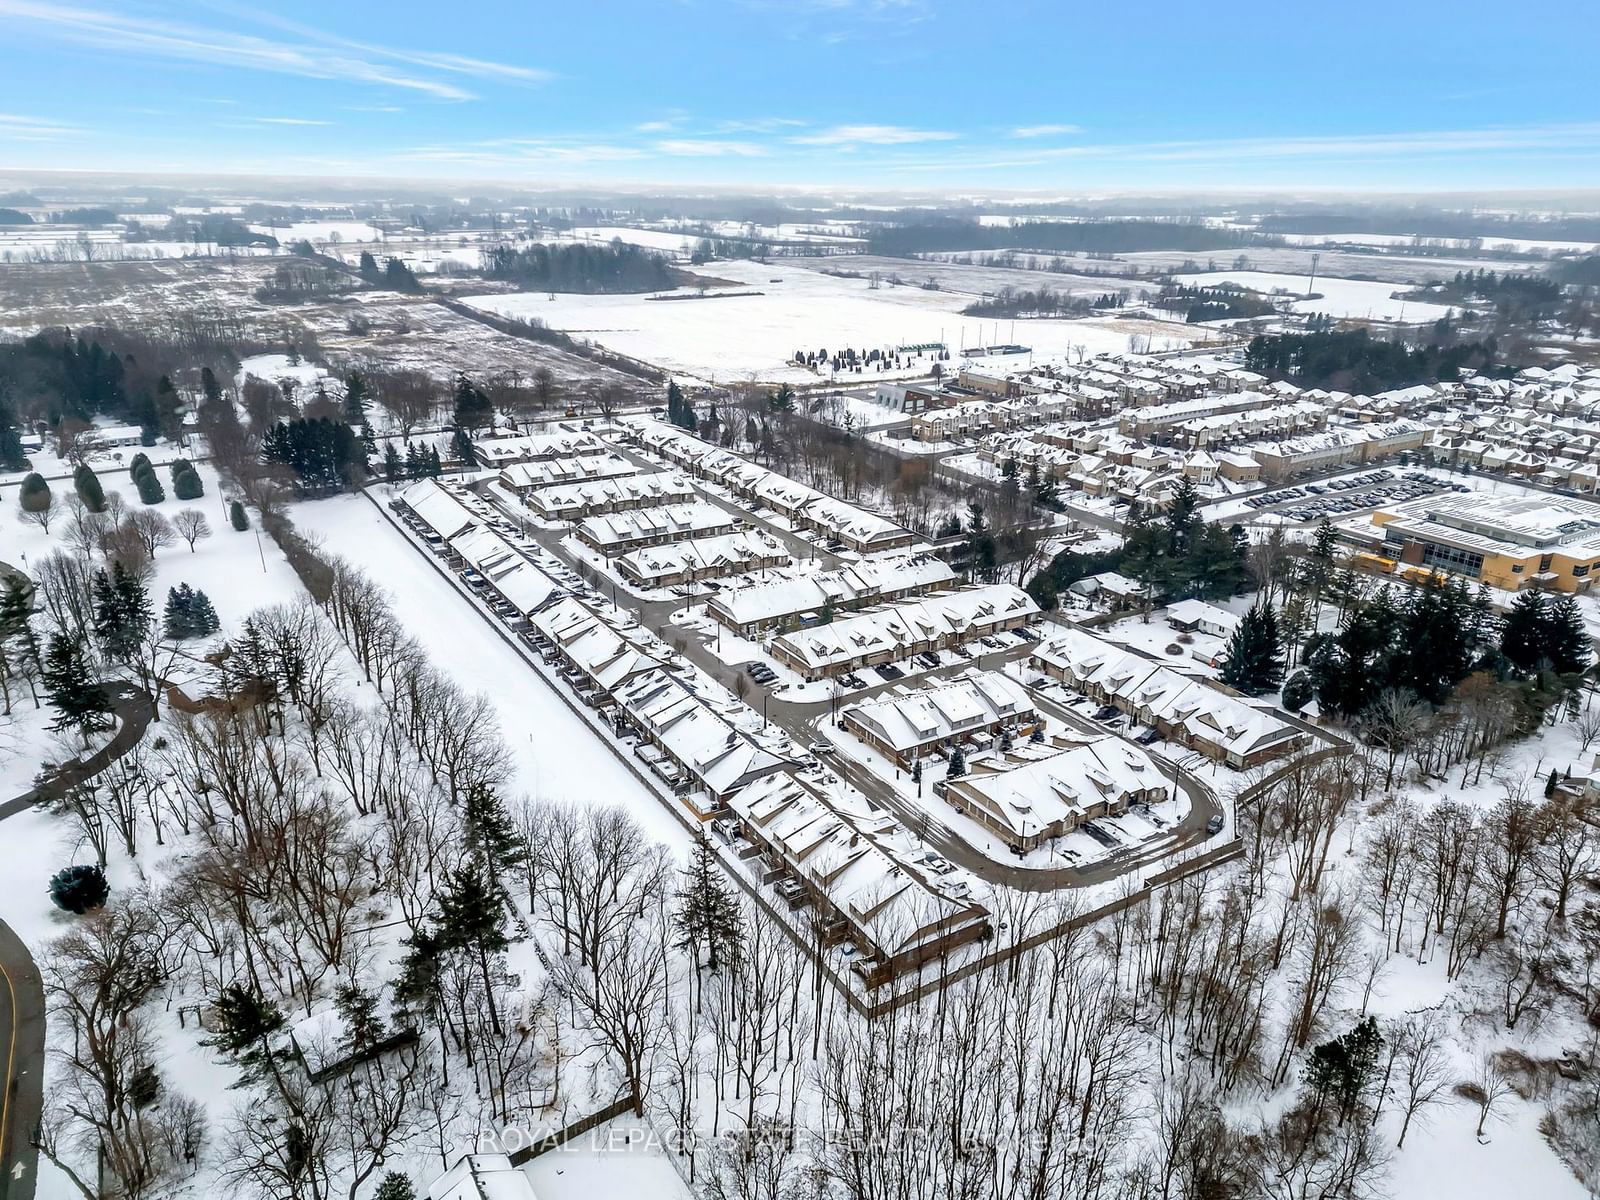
[1351,492,1600,594]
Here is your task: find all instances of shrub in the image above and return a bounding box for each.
[1282,670,1313,712]
[19,471,52,513]
[229,500,249,531]
[129,452,152,481]
[135,470,165,505]
[49,863,109,914]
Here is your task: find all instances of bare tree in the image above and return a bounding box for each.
[173,508,213,552]
[20,493,60,533]
[125,508,177,558]
[1390,1013,1453,1148]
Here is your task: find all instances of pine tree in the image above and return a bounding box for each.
[451,424,478,468]
[49,863,109,913]
[436,862,509,1034]
[453,374,493,431]
[134,467,164,505]
[163,584,195,640]
[73,463,106,512]
[947,744,967,778]
[674,835,744,972]
[42,632,111,733]
[1545,593,1591,676]
[189,589,220,636]
[373,1173,416,1200]
[1221,604,1284,695]
[461,784,521,887]
[334,983,387,1058]
[1501,588,1549,675]
[0,403,29,471]
[344,371,370,426]
[0,575,41,715]
[94,563,151,661]
[383,441,403,483]
[229,500,249,531]
[172,463,203,500]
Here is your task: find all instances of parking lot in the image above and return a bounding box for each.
[1241,469,1469,524]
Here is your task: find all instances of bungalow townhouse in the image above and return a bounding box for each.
[708,552,958,638]
[1031,627,1303,768]
[943,736,1170,852]
[611,669,793,805]
[524,471,697,521]
[615,530,791,589]
[1117,389,1295,440]
[576,502,738,556]
[841,669,1038,768]
[624,422,916,552]
[428,1155,538,1200]
[528,597,661,702]
[770,585,1040,680]
[473,428,610,469]
[392,479,563,617]
[496,451,637,497]
[725,770,990,987]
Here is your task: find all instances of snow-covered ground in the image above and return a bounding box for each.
[1170,269,1458,323]
[462,258,1195,386]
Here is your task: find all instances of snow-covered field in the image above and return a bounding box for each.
[246,220,385,243]
[1275,231,1599,256]
[1171,268,1458,322]
[463,258,1195,385]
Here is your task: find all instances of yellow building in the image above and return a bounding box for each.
[1358,493,1600,593]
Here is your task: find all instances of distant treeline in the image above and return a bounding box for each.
[961,287,1120,318]
[0,207,33,225]
[1410,269,1565,321]
[483,240,675,292]
[1243,329,1500,392]
[1259,211,1600,244]
[865,218,1256,258]
[1554,256,1600,286]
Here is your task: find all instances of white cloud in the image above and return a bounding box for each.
[0,112,83,140]
[245,116,333,126]
[0,1,548,102]
[1010,123,1081,139]
[790,123,957,146]
[655,139,769,157]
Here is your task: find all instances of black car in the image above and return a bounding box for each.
[876,663,905,680]
[1092,705,1120,721]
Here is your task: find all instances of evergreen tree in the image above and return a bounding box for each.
[373,1173,416,1200]
[334,982,387,1058]
[453,374,494,431]
[134,467,164,504]
[229,500,249,531]
[461,784,521,888]
[358,250,379,281]
[674,834,744,972]
[48,863,109,913]
[1546,593,1592,676]
[0,575,41,716]
[93,563,151,661]
[1302,1016,1384,1124]
[1501,588,1549,675]
[435,862,509,1034]
[1282,670,1314,711]
[343,371,370,426]
[72,463,106,512]
[18,472,51,514]
[0,403,29,471]
[163,584,196,640]
[947,744,967,778]
[382,441,403,483]
[43,632,110,733]
[1220,604,1284,695]
[189,589,220,636]
[172,462,203,500]
[451,423,478,468]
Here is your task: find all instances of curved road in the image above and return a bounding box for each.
[0,681,155,1200]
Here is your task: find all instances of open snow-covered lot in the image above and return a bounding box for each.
[1170,268,1458,322]
[463,257,1197,385]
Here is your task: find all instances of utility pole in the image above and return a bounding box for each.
[1306,252,1320,300]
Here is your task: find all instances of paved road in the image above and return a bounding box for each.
[0,680,153,1200]
[0,921,43,1200]
[456,471,1231,891]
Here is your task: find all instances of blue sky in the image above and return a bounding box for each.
[1,0,1597,192]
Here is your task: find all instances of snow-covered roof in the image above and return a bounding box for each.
[842,669,1034,754]
[771,585,1039,672]
[526,471,695,519]
[946,735,1168,842]
[709,552,956,627]
[1033,626,1300,762]
[427,1154,538,1200]
[498,451,637,491]
[615,530,791,586]
[612,668,791,798]
[576,501,736,549]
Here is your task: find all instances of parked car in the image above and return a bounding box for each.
[1093,705,1120,721]
[810,739,836,755]
[1134,726,1161,745]
[1206,813,1225,835]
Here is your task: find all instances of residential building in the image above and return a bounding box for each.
[708,553,957,638]
[575,502,738,555]
[841,670,1038,767]
[615,531,791,589]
